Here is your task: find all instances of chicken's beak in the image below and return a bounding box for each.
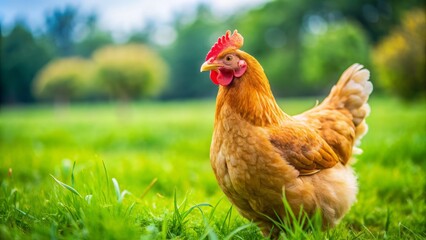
[200,61,221,72]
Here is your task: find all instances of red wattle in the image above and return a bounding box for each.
[217,69,234,86]
[210,69,233,86]
[210,70,219,85]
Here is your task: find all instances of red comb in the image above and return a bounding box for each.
[206,30,244,61]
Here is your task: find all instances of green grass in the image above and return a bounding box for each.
[0,97,425,239]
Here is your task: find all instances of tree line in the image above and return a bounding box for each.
[1,0,424,105]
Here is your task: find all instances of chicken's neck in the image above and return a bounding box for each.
[215,53,289,127]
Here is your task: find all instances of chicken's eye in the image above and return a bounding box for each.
[225,55,233,62]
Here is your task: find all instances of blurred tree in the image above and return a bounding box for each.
[75,31,114,57]
[373,9,425,100]
[33,57,94,104]
[326,0,425,43]
[301,21,371,92]
[92,44,168,101]
[235,0,318,96]
[127,20,156,44]
[75,13,114,57]
[233,0,424,97]
[162,5,220,99]
[1,22,53,104]
[45,5,79,56]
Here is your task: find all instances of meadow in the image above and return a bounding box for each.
[0,97,425,239]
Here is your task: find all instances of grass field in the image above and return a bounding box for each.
[0,97,425,239]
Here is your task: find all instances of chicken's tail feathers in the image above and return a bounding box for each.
[325,63,373,150]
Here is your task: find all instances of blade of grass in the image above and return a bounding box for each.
[71,161,76,187]
[120,190,131,203]
[140,178,157,199]
[220,205,233,233]
[112,178,121,201]
[50,174,82,198]
[398,223,423,239]
[102,159,109,189]
[362,224,376,239]
[223,223,253,240]
[208,197,224,221]
[181,203,212,220]
[15,208,36,219]
[85,194,93,204]
[385,208,391,233]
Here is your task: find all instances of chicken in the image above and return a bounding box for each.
[200,30,373,238]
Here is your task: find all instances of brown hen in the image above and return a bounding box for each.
[200,30,373,238]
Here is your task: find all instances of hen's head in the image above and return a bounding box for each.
[200,30,247,86]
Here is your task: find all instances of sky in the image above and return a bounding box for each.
[0,0,267,37]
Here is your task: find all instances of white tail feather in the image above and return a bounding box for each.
[326,64,373,152]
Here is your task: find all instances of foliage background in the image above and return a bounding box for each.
[1,0,425,103]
